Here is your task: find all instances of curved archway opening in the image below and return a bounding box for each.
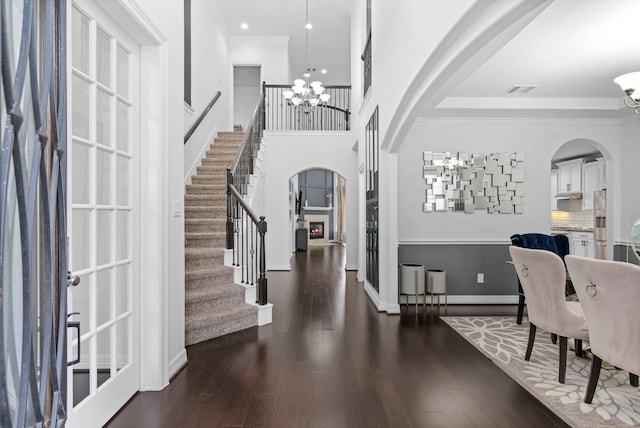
[289,168,348,255]
[551,139,607,259]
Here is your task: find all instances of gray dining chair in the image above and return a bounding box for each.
[509,246,589,384]
[565,255,640,403]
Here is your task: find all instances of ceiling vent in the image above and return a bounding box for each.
[506,85,539,94]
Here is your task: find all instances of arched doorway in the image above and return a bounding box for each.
[289,168,347,255]
[551,139,607,259]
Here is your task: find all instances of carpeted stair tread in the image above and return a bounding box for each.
[185,232,226,248]
[185,218,227,233]
[186,265,234,281]
[185,283,245,307]
[185,246,225,258]
[185,194,227,204]
[186,184,225,195]
[184,130,259,346]
[185,304,257,345]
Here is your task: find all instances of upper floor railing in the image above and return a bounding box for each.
[263,83,351,131]
[228,94,267,304]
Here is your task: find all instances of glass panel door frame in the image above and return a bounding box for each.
[0,0,69,427]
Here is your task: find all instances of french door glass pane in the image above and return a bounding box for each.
[96,27,112,87]
[96,89,111,147]
[96,210,112,266]
[116,100,130,152]
[96,148,112,205]
[117,45,130,97]
[72,75,91,139]
[72,209,93,271]
[115,265,129,316]
[96,269,112,326]
[72,141,92,204]
[116,155,129,205]
[116,211,129,260]
[72,8,90,74]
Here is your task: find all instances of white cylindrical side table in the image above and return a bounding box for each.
[399,264,425,312]
[427,269,447,310]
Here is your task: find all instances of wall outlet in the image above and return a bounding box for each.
[477,273,484,283]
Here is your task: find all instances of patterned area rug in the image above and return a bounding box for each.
[441,316,640,427]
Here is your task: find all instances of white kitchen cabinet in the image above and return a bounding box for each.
[556,159,583,193]
[571,232,594,258]
[551,170,558,210]
[581,159,606,210]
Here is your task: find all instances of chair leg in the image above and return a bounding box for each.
[575,339,583,358]
[516,294,525,324]
[525,323,536,361]
[631,373,639,387]
[585,355,602,404]
[551,333,557,344]
[559,336,567,384]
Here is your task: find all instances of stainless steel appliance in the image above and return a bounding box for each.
[594,190,606,259]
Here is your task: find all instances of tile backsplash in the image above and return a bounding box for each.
[551,209,594,230]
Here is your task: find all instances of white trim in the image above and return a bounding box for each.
[184,102,195,115]
[255,303,273,326]
[184,125,218,185]
[399,295,519,305]
[100,0,164,45]
[345,264,358,271]
[264,130,352,138]
[168,349,188,379]
[399,239,511,245]
[414,115,622,126]
[267,264,291,271]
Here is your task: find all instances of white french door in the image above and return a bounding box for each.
[67,1,140,426]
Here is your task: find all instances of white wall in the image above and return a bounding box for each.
[618,118,640,241]
[262,132,358,271]
[184,0,233,183]
[229,36,290,84]
[134,0,186,387]
[399,117,621,243]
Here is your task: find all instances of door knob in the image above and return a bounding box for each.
[67,272,80,287]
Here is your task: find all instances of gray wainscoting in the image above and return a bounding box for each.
[613,244,640,265]
[398,243,517,297]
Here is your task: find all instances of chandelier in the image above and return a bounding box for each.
[614,72,640,114]
[283,0,330,112]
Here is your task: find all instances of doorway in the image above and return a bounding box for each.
[67,1,141,425]
[233,65,261,130]
[290,168,347,254]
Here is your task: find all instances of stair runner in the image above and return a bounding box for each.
[184,131,257,346]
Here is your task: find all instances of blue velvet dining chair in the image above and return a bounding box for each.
[510,233,571,324]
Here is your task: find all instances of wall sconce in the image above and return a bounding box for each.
[614,72,640,114]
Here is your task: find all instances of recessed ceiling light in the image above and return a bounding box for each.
[321,69,327,74]
[305,22,312,30]
[240,23,248,30]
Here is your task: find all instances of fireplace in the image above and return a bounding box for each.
[309,222,324,239]
[304,214,329,245]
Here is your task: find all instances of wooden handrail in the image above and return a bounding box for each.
[361,31,371,61]
[230,92,264,175]
[227,179,261,225]
[184,90,222,144]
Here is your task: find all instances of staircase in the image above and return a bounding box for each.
[184,131,258,346]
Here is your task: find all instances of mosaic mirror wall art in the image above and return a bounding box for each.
[423,152,525,214]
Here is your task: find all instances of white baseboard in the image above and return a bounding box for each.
[400,294,519,305]
[345,264,358,271]
[256,302,273,326]
[267,264,291,271]
[168,349,188,380]
[184,126,218,185]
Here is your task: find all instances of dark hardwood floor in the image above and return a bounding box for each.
[107,244,568,428]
